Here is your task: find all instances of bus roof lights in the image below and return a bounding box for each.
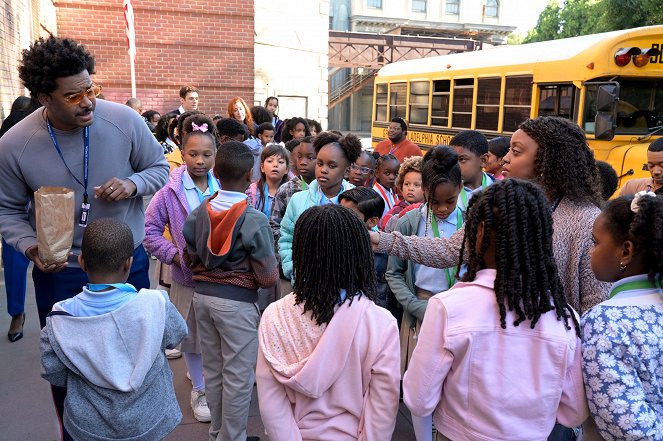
[614,47,641,66]
[633,47,661,67]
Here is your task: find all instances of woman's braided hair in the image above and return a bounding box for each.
[458,179,580,335]
[292,204,376,325]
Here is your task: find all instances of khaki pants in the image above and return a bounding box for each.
[193,293,260,441]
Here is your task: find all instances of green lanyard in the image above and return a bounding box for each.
[301,180,308,191]
[430,208,464,288]
[610,279,662,299]
[460,173,488,210]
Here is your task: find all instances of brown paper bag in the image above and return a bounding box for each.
[35,186,75,265]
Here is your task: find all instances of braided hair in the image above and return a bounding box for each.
[458,179,579,335]
[519,117,602,207]
[292,204,377,325]
[601,194,663,286]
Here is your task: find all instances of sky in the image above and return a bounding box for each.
[510,0,551,34]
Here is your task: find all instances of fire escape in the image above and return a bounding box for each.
[328,31,479,110]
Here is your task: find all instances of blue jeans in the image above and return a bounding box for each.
[33,245,150,441]
[2,238,30,317]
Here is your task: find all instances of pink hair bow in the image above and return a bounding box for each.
[191,122,208,133]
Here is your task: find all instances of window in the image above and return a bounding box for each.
[446,0,460,15]
[538,84,576,120]
[412,0,426,12]
[409,81,430,124]
[432,80,451,127]
[389,83,407,120]
[485,0,498,18]
[475,77,501,131]
[375,83,388,122]
[503,75,533,132]
[367,0,382,8]
[452,78,474,129]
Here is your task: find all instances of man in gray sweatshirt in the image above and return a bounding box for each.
[0,36,169,440]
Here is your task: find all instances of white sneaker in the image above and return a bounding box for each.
[191,390,211,422]
[165,348,182,359]
[186,371,192,383]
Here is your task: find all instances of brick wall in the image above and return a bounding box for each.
[54,0,254,116]
[0,0,56,119]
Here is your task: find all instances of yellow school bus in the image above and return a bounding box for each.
[371,25,663,188]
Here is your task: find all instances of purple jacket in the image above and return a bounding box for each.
[144,165,195,287]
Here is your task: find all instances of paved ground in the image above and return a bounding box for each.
[0,258,416,441]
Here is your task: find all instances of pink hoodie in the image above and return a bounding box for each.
[256,293,400,441]
[403,269,589,441]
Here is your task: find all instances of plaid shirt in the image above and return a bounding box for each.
[269,176,303,246]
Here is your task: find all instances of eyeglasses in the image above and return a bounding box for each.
[63,84,102,105]
[351,163,374,175]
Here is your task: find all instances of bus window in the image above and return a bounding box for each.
[503,75,533,132]
[432,80,451,127]
[452,78,474,129]
[389,83,407,120]
[409,81,430,125]
[538,84,575,120]
[476,77,501,131]
[375,83,388,122]
[584,79,663,135]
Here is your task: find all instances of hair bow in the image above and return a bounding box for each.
[191,122,208,133]
[630,189,656,213]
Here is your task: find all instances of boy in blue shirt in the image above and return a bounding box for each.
[40,218,187,441]
[450,130,495,212]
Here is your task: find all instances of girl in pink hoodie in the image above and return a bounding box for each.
[403,179,588,441]
[256,204,401,441]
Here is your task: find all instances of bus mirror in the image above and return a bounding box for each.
[595,113,615,140]
[596,84,619,112]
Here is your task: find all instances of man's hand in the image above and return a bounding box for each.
[25,245,67,273]
[94,178,137,201]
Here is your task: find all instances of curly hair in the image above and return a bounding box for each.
[281,117,312,143]
[601,194,663,286]
[19,36,95,97]
[395,155,423,190]
[227,97,254,136]
[292,204,376,325]
[313,132,362,165]
[458,179,580,335]
[82,218,133,275]
[519,117,602,207]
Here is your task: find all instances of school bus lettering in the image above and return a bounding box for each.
[408,131,435,145]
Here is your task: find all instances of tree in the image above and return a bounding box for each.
[524,0,663,43]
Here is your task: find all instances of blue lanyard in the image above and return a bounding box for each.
[87,283,137,293]
[46,117,90,204]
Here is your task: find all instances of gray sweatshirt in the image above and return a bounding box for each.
[0,99,169,260]
[40,289,187,441]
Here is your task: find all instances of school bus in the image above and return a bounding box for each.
[371,25,663,188]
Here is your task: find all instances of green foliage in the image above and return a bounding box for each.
[523,0,663,43]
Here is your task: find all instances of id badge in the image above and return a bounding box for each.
[79,203,90,227]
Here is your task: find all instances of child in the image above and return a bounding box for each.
[386,146,464,378]
[183,140,279,441]
[144,122,220,422]
[348,150,379,187]
[40,218,187,441]
[256,204,400,440]
[595,160,618,200]
[582,192,663,440]
[306,118,322,137]
[280,117,310,143]
[270,136,316,242]
[246,144,290,217]
[339,187,389,308]
[373,154,401,217]
[450,130,494,212]
[486,136,510,180]
[257,122,274,147]
[380,155,425,232]
[279,132,361,283]
[403,179,588,441]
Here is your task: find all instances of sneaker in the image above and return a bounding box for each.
[165,348,182,359]
[190,390,211,422]
[186,371,192,383]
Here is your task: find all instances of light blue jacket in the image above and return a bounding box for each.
[278,179,354,280]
